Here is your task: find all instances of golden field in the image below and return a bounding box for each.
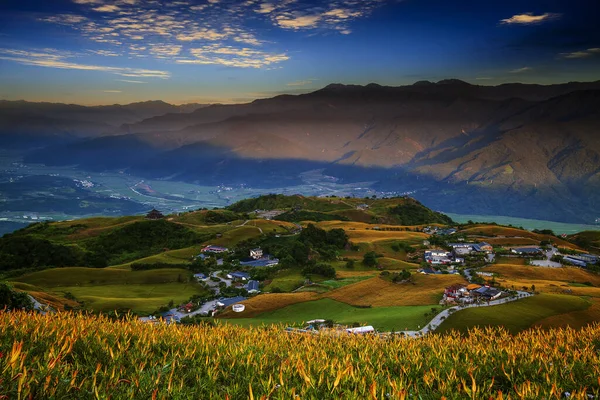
[0,311,598,399]
[325,275,467,307]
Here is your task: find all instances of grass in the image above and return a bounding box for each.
[533,298,600,329]
[11,267,194,287]
[495,256,527,265]
[49,283,207,314]
[10,267,208,313]
[459,225,581,249]
[437,294,591,334]
[224,298,441,331]
[263,269,322,292]
[210,226,264,246]
[1,311,599,399]
[219,292,319,318]
[483,264,600,287]
[325,274,467,307]
[320,276,374,289]
[109,245,206,269]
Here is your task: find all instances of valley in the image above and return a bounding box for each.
[2,194,599,336]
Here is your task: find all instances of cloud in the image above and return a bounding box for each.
[103,90,122,93]
[276,14,322,29]
[263,0,385,32]
[92,5,121,13]
[88,49,121,56]
[255,3,276,14]
[500,13,561,25]
[0,48,170,78]
[509,67,532,73]
[560,48,600,59]
[35,0,385,72]
[149,44,182,57]
[116,79,146,83]
[178,44,289,68]
[287,79,316,86]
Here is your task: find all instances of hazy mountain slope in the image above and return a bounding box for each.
[0,100,208,147]
[13,81,600,223]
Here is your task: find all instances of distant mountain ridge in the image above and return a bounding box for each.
[5,80,600,223]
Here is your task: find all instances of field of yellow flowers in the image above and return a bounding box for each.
[0,311,599,399]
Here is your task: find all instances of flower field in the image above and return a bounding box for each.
[0,311,599,399]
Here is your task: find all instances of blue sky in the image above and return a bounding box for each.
[0,0,599,104]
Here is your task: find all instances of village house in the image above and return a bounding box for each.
[250,248,263,259]
[216,296,247,308]
[193,273,208,281]
[471,285,502,300]
[510,247,543,256]
[145,208,164,220]
[240,257,279,267]
[227,271,251,281]
[449,242,493,255]
[424,250,453,265]
[444,283,468,298]
[201,245,229,253]
[245,280,260,294]
[424,250,464,265]
[562,256,588,268]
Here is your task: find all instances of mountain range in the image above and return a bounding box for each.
[2,79,600,223]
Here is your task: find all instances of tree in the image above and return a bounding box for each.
[363,251,378,267]
[346,259,355,269]
[0,283,34,311]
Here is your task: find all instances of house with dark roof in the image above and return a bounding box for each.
[477,242,493,253]
[146,208,164,220]
[227,271,251,281]
[240,255,279,267]
[245,280,260,294]
[511,247,543,256]
[563,256,588,268]
[216,296,247,307]
[472,286,502,300]
[193,273,208,281]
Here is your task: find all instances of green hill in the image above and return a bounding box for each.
[0,219,213,271]
[228,194,454,225]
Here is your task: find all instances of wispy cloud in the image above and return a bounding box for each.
[262,0,385,32]
[103,90,122,93]
[500,12,561,25]
[117,79,146,83]
[178,44,289,68]
[509,67,533,73]
[0,48,170,78]
[287,79,317,86]
[34,0,386,72]
[560,48,600,59]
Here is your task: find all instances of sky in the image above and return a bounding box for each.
[0,0,599,105]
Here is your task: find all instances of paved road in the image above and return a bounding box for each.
[531,246,562,268]
[237,220,263,234]
[164,270,232,320]
[399,291,533,337]
[28,295,52,314]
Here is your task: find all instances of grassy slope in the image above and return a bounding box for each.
[325,274,467,307]
[459,225,582,249]
[437,294,591,334]
[224,298,440,331]
[9,267,208,313]
[51,283,205,313]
